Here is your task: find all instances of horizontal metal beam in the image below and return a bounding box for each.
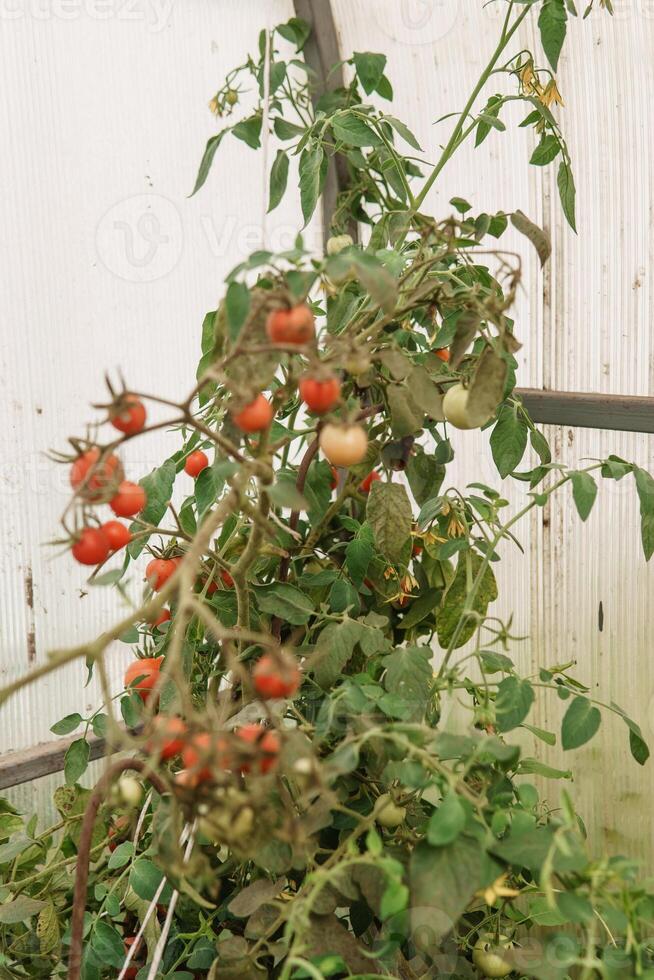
[516,388,654,434]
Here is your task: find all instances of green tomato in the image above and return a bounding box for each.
[442,383,476,429]
[117,775,144,809]
[473,935,514,978]
[326,233,354,256]
[375,793,406,829]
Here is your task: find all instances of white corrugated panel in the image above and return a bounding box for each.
[1,2,653,862]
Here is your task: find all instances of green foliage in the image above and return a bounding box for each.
[3,4,651,980]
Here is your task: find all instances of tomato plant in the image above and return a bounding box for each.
[4,6,654,980]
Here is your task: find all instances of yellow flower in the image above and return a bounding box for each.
[447,513,466,538]
[476,874,520,907]
[519,60,540,96]
[538,79,565,109]
[208,95,222,117]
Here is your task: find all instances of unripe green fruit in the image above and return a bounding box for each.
[326,233,354,256]
[473,935,514,978]
[375,793,406,828]
[117,775,144,808]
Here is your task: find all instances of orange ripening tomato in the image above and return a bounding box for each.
[236,724,281,775]
[181,732,232,783]
[101,520,132,551]
[110,481,147,518]
[146,556,181,591]
[319,423,368,467]
[266,304,315,345]
[124,656,163,702]
[71,527,110,566]
[184,450,209,477]
[149,607,171,629]
[252,652,301,700]
[145,716,187,760]
[435,348,450,363]
[70,448,123,500]
[299,375,341,414]
[232,394,273,433]
[110,396,146,436]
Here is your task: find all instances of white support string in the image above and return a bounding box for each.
[144,820,197,980]
[117,820,193,980]
[261,0,273,249]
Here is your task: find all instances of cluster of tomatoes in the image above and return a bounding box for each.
[222,302,372,469]
[122,649,300,787]
[68,396,150,566]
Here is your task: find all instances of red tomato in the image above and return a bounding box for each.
[149,608,171,629]
[232,394,273,433]
[435,348,450,363]
[236,724,281,775]
[70,448,123,500]
[145,716,187,760]
[146,557,181,591]
[412,542,423,557]
[266,304,315,345]
[198,577,218,596]
[181,732,231,783]
[110,396,146,436]
[221,569,234,588]
[101,520,132,551]
[253,653,301,700]
[359,471,381,494]
[71,528,110,566]
[184,450,209,477]
[329,466,339,490]
[110,481,147,518]
[124,657,163,701]
[299,375,341,414]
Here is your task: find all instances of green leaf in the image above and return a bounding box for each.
[510,210,552,266]
[450,196,471,214]
[490,404,529,478]
[353,51,387,94]
[410,837,490,945]
[312,618,364,689]
[108,840,134,870]
[328,579,360,615]
[299,144,324,226]
[64,738,90,785]
[384,115,423,151]
[561,695,601,749]
[634,466,654,560]
[232,114,262,149]
[91,920,127,969]
[629,727,650,766]
[348,251,398,315]
[495,676,535,732]
[255,583,314,625]
[129,459,176,557]
[397,588,442,631]
[268,148,290,212]
[406,452,445,507]
[557,160,577,231]
[383,645,432,714]
[225,281,251,341]
[268,477,308,511]
[427,791,466,846]
[530,134,561,166]
[130,858,166,902]
[539,0,568,71]
[570,471,597,521]
[332,111,381,147]
[345,525,374,588]
[276,16,311,50]
[437,552,498,650]
[191,130,226,196]
[50,712,83,736]
[0,895,48,924]
[274,117,305,140]
[366,481,412,563]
